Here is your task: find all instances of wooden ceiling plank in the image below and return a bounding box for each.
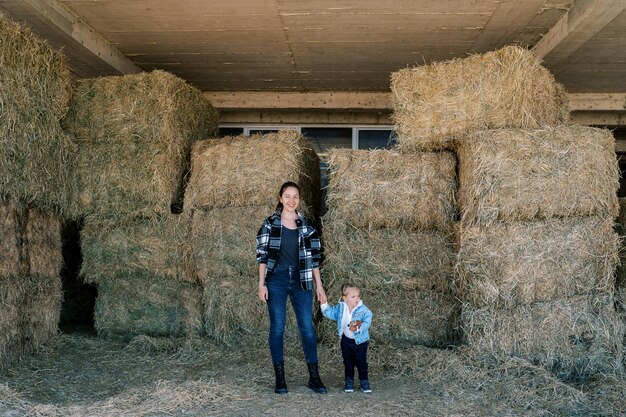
[282,13,488,28]
[568,93,626,110]
[286,29,479,43]
[63,0,278,19]
[570,111,626,125]
[553,69,626,92]
[533,0,626,65]
[128,53,294,66]
[471,0,546,52]
[277,0,497,15]
[22,0,141,74]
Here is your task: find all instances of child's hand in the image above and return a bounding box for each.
[349,320,362,332]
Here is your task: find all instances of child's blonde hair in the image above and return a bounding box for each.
[341,283,360,296]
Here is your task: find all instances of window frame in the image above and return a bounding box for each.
[218,124,394,150]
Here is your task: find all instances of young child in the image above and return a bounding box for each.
[321,283,373,393]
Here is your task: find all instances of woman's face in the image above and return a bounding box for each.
[280,186,300,213]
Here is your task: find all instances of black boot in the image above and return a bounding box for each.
[273,362,288,394]
[307,362,327,394]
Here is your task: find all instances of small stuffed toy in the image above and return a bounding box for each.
[349,320,362,332]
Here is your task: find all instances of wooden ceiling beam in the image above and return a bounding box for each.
[570,111,626,125]
[204,91,625,111]
[207,91,626,127]
[533,0,625,65]
[568,93,626,111]
[14,0,142,75]
[471,0,546,52]
[203,91,392,111]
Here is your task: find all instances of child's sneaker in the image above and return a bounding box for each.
[343,377,354,393]
[360,379,372,393]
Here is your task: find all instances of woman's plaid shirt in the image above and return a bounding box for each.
[256,211,321,291]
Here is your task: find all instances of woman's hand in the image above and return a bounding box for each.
[258,264,268,303]
[316,286,327,304]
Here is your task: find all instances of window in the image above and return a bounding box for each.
[217,124,395,154]
[218,127,244,137]
[249,129,280,135]
[301,127,352,159]
[356,128,396,150]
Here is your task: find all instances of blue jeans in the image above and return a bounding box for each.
[266,265,318,364]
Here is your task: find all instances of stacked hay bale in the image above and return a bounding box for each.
[456,126,623,380]
[0,198,62,370]
[0,15,74,212]
[391,46,568,152]
[391,46,623,379]
[63,70,218,220]
[63,71,218,339]
[184,131,320,345]
[319,149,458,347]
[79,216,202,338]
[0,16,67,369]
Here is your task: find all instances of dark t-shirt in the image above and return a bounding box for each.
[277,226,299,267]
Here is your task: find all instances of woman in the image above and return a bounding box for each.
[256,181,327,395]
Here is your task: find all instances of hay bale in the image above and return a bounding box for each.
[320,219,459,346]
[63,70,218,219]
[456,217,619,308]
[458,126,619,225]
[0,198,26,276]
[325,149,456,230]
[1,198,62,278]
[94,271,203,339]
[191,206,264,282]
[462,295,624,380]
[0,234,61,371]
[390,46,568,151]
[0,276,24,370]
[25,208,62,277]
[184,131,320,217]
[0,198,62,369]
[191,206,299,344]
[20,274,62,349]
[0,16,73,211]
[322,219,456,290]
[81,214,193,283]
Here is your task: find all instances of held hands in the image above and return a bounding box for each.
[316,286,327,304]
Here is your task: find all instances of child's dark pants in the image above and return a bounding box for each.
[341,334,368,381]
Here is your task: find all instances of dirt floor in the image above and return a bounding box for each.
[0,333,625,417]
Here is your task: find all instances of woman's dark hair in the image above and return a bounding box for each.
[275,181,300,212]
